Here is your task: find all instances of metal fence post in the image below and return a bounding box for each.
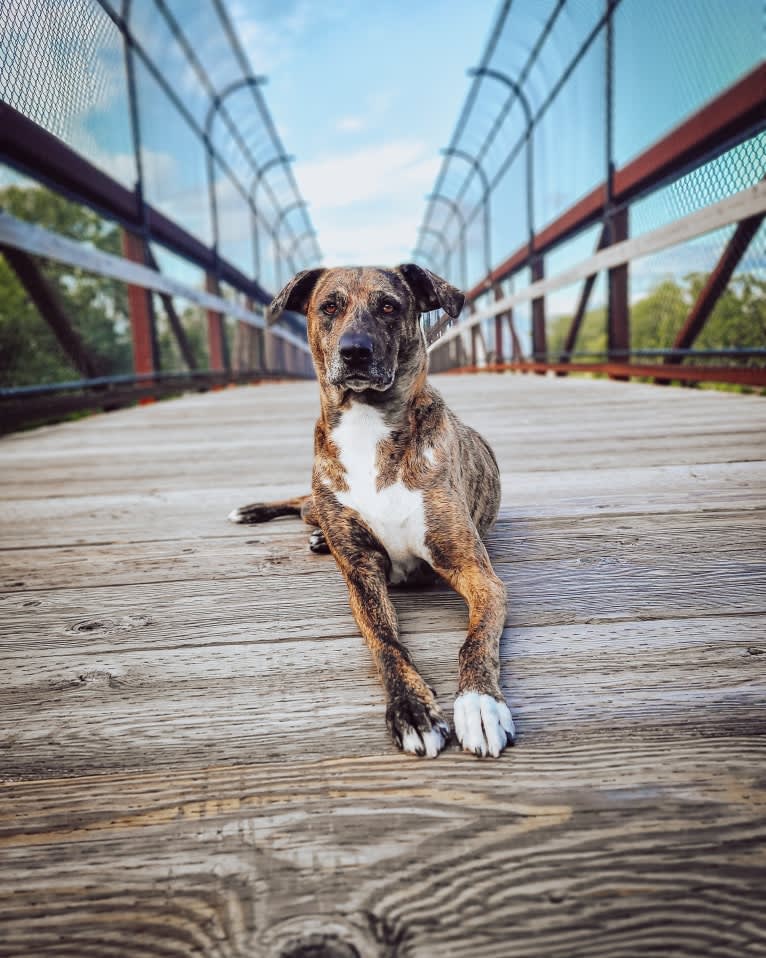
[493,283,505,365]
[419,226,451,278]
[607,206,629,373]
[204,273,228,374]
[122,228,159,379]
[274,199,307,288]
[531,255,546,372]
[426,193,469,290]
[441,147,493,292]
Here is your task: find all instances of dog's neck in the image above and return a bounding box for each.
[318,356,428,434]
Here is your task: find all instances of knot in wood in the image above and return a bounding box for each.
[278,935,360,958]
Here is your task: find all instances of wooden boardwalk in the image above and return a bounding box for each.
[1,374,765,958]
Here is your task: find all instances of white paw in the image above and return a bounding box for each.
[227,507,246,523]
[453,692,515,758]
[400,722,450,759]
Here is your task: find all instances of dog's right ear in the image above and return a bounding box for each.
[397,263,464,318]
[269,268,327,319]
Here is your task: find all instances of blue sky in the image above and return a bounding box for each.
[229,0,499,266]
[0,0,761,311]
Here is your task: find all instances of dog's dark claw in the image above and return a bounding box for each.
[386,693,450,758]
[308,530,330,554]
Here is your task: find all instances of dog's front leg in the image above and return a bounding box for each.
[320,507,450,758]
[429,529,515,758]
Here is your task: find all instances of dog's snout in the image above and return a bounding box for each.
[339,332,374,367]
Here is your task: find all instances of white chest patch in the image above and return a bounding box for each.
[330,404,432,584]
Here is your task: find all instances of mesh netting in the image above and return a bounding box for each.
[419,0,764,369]
[0,0,320,283]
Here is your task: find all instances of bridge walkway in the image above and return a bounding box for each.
[1,375,764,956]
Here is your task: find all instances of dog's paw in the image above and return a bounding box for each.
[453,691,515,758]
[386,693,451,758]
[308,529,330,554]
[227,504,261,524]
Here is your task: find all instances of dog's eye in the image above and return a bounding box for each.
[322,302,338,316]
[381,301,396,314]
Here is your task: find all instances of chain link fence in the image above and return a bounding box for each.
[418,0,765,374]
[0,0,320,398]
[0,0,321,291]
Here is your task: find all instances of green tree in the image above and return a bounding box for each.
[547,272,766,365]
[0,185,132,387]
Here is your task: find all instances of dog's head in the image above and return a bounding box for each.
[270,264,464,398]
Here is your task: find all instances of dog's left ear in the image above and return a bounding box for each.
[270,268,327,319]
[397,263,464,318]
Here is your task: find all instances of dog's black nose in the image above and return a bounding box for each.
[339,332,374,367]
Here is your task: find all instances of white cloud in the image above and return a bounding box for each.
[335,116,367,133]
[289,139,440,265]
[294,140,439,212]
[229,0,347,74]
[311,211,428,266]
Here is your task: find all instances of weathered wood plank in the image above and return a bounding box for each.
[1,735,764,957]
[2,510,764,591]
[1,550,764,655]
[2,461,765,548]
[1,374,765,957]
[1,613,763,779]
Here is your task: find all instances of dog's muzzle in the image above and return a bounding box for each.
[329,331,394,392]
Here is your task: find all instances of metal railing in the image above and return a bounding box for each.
[417,0,766,386]
[0,0,320,429]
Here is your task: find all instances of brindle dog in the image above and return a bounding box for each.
[229,264,515,758]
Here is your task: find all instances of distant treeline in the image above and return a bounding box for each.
[0,185,208,388]
[547,271,766,362]
[1,185,764,387]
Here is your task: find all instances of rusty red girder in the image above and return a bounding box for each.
[463,62,766,303]
[666,211,765,361]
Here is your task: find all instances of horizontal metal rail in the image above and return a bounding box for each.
[0,370,311,435]
[447,361,766,388]
[0,211,311,355]
[429,180,766,352]
[563,348,766,359]
[0,103,278,306]
[0,368,310,400]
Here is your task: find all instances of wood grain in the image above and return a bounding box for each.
[0,375,765,957]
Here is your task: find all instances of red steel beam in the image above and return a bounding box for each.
[121,229,157,378]
[607,207,629,380]
[666,211,764,361]
[205,274,227,373]
[464,62,766,302]
[530,256,547,373]
[614,62,766,201]
[0,103,272,306]
[493,285,505,363]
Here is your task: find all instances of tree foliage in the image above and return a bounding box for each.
[1,184,763,389]
[0,185,133,387]
[0,184,215,388]
[547,271,766,364]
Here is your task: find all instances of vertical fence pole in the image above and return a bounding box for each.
[122,229,159,382]
[603,0,629,379]
[531,255,546,373]
[205,273,228,375]
[493,283,505,365]
[607,206,629,376]
[264,306,277,373]
[244,297,264,375]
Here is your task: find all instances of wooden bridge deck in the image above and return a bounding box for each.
[1,374,765,958]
